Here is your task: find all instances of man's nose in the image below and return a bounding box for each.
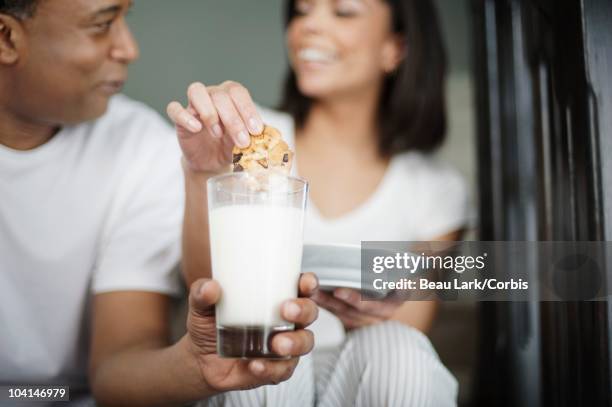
[110,20,140,64]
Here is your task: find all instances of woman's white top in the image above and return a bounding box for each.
[260,107,471,348]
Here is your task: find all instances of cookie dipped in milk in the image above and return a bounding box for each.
[207,125,308,358]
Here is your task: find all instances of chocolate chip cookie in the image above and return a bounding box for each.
[232,125,293,173]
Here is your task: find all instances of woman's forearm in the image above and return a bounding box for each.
[182,161,217,286]
[391,229,464,333]
[390,300,438,333]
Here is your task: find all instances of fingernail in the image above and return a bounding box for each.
[238,131,250,147]
[249,117,263,133]
[309,276,319,292]
[334,289,349,301]
[251,361,265,374]
[284,302,301,319]
[276,337,293,355]
[199,281,209,297]
[188,119,201,132]
[212,124,223,138]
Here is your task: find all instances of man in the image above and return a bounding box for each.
[0,0,317,405]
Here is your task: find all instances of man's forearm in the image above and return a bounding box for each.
[182,161,216,286]
[91,335,216,406]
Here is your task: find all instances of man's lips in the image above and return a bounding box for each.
[98,80,126,94]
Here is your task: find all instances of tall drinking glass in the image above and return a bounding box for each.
[207,172,308,358]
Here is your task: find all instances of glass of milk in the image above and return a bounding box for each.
[207,171,308,358]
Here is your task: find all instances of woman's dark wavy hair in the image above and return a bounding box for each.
[279,0,448,156]
[0,0,39,17]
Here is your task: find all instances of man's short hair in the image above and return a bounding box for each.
[0,0,39,17]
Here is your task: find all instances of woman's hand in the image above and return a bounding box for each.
[312,288,403,330]
[167,81,263,173]
[185,273,319,393]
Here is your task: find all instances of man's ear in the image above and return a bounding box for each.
[0,14,26,65]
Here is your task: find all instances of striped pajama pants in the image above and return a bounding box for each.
[200,321,458,407]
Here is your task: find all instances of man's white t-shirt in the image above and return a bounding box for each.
[0,95,183,390]
[260,107,471,347]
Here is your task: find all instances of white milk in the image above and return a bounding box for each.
[209,205,304,327]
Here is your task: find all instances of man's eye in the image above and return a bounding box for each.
[93,20,113,32]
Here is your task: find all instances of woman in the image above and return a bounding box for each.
[278,0,467,338]
[168,0,464,405]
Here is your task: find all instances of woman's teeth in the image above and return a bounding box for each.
[298,48,336,63]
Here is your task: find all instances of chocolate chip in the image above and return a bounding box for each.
[283,153,289,163]
[233,164,244,172]
[233,153,243,164]
[258,159,268,169]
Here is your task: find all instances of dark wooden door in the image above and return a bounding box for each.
[472,0,612,405]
